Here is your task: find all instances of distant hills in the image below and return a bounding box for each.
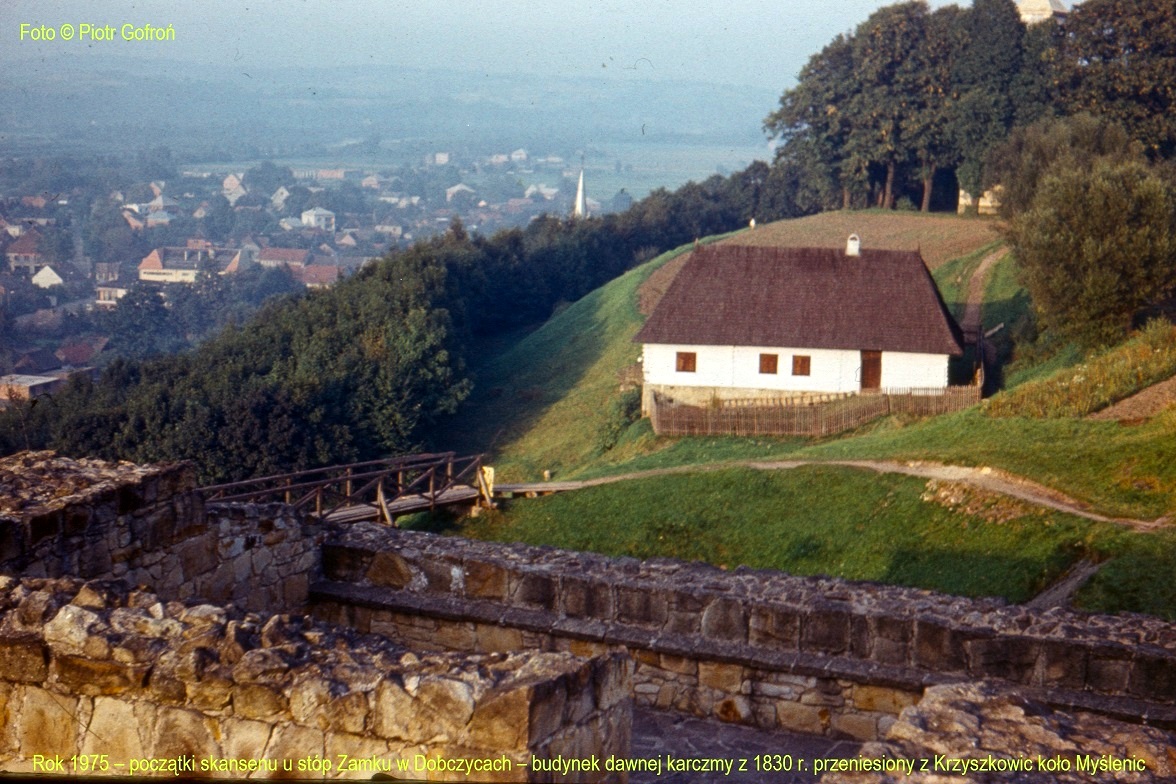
[0,54,775,161]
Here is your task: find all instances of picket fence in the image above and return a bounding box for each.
[649,385,981,438]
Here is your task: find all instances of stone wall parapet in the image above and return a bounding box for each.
[0,576,631,781]
[313,524,1176,737]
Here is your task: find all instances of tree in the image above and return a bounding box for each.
[1058,0,1176,158]
[846,1,929,210]
[765,33,861,209]
[1005,157,1176,346]
[243,161,294,199]
[101,284,184,359]
[948,0,1026,197]
[986,113,1140,220]
[904,5,963,211]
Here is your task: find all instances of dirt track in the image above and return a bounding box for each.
[540,458,1167,531]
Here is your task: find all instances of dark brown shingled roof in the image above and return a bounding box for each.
[633,244,964,356]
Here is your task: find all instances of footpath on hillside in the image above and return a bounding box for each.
[500,458,1167,531]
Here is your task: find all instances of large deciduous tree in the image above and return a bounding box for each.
[1058,0,1176,158]
[948,0,1026,197]
[765,33,860,209]
[847,1,929,210]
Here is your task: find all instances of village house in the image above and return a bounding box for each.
[256,247,310,269]
[633,239,964,413]
[137,240,235,284]
[4,231,46,275]
[300,207,336,232]
[30,266,63,290]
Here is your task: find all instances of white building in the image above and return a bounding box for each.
[301,208,336,232]
[633,240,965,412]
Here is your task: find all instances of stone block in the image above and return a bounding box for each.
[176,537,216,582]
[1129,653,1176,702]
[698,661,743,693]
[0,633,48,682]
[323,691,369,735]
[469,686,530,750]
[465,559,509,600]
[431,620,478,651]
[561,576,613,621]
[914,617,966,672]
[748,605,800,649]
[476,623,525,652]
[265,723,325,763]
[1087,652,1132,694]
[528,679,567,745]
[54,656,148,696]
[27,509,61,546]
[657,653,697,677]
[871,615,913,665]
[715,695,753,724]
[965,635,1036,683]
[1033,638,1086,689]
[320,544,369,581]
[801,604,851,654]
[775,700,828,735]
[186,676,233,712]
[513,571,556,610]
[852,685,919,715]
[372,678,415,741]
[14,686,79,758]
[82,697,145,760]
[219,716,276,761]
[366,551,415,589]
[615,585,667,627]
[831,711,879,741]
[149,706,221,760]
[664,610,700,635]
[700,598,748,643]
[233,682,289,720]
[419,558,454,593]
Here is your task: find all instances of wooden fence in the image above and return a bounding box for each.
[649,386,981,438]
[197,452,487,521]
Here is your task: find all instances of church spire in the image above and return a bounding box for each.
[572,168,587,219]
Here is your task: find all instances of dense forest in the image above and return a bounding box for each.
[2,0,1174,482]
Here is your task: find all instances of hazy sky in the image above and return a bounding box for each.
[5,0,965,88]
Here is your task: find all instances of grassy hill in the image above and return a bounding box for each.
[429,211,1176,618]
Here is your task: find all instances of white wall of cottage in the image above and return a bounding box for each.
[641,343,950,394]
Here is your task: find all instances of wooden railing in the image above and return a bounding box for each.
[198,452,486,521]
[650,386,981,438]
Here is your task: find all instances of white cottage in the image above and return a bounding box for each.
[633,240,964,412]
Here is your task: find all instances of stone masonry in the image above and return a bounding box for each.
[311,523,1176,743]
[0,453,634,781]
[0,576,632,781]
[0,451,316,614]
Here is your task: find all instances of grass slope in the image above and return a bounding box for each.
[729,209,1001,270]
[436,232,740,480]
[433,210,1176,616]
[447,466,1088,602]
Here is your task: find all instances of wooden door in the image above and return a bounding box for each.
[860,350,881,390]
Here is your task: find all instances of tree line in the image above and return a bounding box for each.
[766,0,1175,213]
[0,167,781,482]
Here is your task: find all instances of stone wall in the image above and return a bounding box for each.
[0,452,317,614]
[311,523,1176,742]
[0,576,632,782]
[822,682,1176,783]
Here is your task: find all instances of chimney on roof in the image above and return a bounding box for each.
[846,234,861,257]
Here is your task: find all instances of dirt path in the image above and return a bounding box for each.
[1089,374,1176,422]
[507,458,1167,531]
[960,247,1006,335]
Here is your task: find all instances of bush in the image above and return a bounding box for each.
[596,387,643,452]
